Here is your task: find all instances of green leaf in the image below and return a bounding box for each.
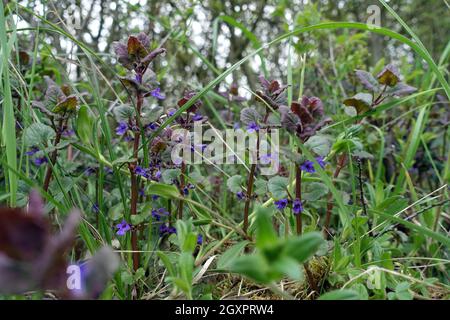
[377,64,400,87]
[355,69,379,91]
[76,105,93,145]
[229,254,270,283]
[395,282,413,300]
[113,104,135,121]
[268,176,288,199]
[254,179,268,196]
[142,104,163,123]
[120,271,134,285]
[52,95,77,113]
[179,252,194,285]
[162,168,181,184]
[240,107,262,125]
[271,256,304,281]
[385,83,417,97]
[304,135,331,157]
[318,289,360,300]
[24,123,56,147]
[343,93,372,114]
[303,182,329,201]
[217,241,249,269]
[226,175,243,193]
[284,232,324,263]
[147,183,180,199]
[157,251,176,277]
[255,206,278,249]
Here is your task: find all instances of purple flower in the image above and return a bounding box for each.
[159,224,168,235]
[150,87,165,100]
[104,167,113,175]
[146,122,158,131]
[26,146,40,156]
[135,73,143,84]
[152,208,169,221]
[183,187,189,195]
[152,209,161,221]
[167,109,176,117]
[300,160,315,173]
[134,166,148,178]
[85,167,96,176]
[316,156,326,169]
[274,199,288,210]
[123,135,134,142]
[246,121,260,133]
[92,203,99,213]
[62,129,75,137]
[116,122,128,136]
[151,194,160,201]
[292,199,303,215]
[116,219,131,236]
[33,157,48,166]
[168,226,177,234]
[192,113,203,121]
[159,224,176,236]
[139,188,145,197]
[152,170,162,181]
[197,234,203,245]
[260,153,273,164]
[233,122,240,129]
[236,191,245,200]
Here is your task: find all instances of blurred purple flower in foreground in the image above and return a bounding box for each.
[0,190,119,299]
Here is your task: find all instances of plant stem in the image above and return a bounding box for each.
[243,163,256,234]
[43,118,64,192]
[294,148,318,294]
[323,153,347,238]
[178,161,186,219]
[129,92,143,271]
[243,113,268,235]
[295,164,302,234]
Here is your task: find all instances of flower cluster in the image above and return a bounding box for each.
[300,156,326,173]
[159,223,177,236]
[280,95,330,141]
[151,208,169,221]
[274,198,304,215]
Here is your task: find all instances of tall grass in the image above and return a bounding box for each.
[0,1,18,206]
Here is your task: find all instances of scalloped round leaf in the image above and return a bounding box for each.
[240,107,262,125]
[127,35,147,58]
[376,64,401,87]
[226,175,243,193]
[141,105,163,123]
[268,176,288,199]
[303,182,329,201]
[343,93,372,114]
[24,123,56,147]
[113,104,135,121]
[162,168,181,184]
[304,134,331,157]
[355,69,379,91]
[254,179,268,196]
[385,83,417,97]
[52,95,77,114]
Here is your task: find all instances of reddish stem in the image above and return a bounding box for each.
[178,161,186,219]
[295,165,302,235]
[129,92,143,271]
[322,153,347,238]
[43,118,64,192]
